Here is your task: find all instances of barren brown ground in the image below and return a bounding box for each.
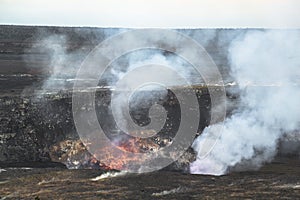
[0,158,299,199]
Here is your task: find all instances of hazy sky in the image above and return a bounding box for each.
[1,0,300,28]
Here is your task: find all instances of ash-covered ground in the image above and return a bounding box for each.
[0,25,299,199]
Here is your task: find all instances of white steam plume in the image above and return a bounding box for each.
[190,30,300,175]
[107,29,220,126]
[23,29,123,96]
[109,51,197,137]
[23,34,84,96]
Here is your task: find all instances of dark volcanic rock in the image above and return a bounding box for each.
[0,86,212,169]
[0,93,77,163]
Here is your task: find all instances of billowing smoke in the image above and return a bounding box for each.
[23,34,83,96]
[190,30,300,175]
[109,51,197,135]
[23,28,123,96]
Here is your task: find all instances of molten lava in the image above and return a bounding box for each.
[93,137,160,171]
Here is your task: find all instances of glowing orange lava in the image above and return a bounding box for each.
[92,137,160,170]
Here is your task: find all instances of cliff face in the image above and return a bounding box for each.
[0,86,213,169]
[0,92,76,163]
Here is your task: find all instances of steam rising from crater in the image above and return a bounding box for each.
[190,30,300,175]
[24,28,300,173]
